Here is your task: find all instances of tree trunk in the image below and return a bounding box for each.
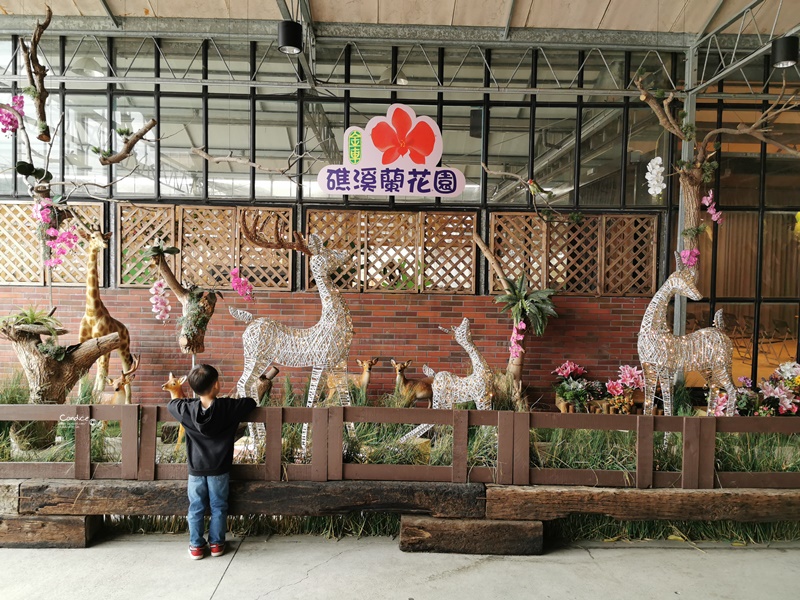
[678,169,703,253]
[3,327,121,404]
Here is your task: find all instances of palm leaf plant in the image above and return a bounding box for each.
[495,275,557,383]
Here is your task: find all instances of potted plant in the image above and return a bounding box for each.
[552,361,603,413]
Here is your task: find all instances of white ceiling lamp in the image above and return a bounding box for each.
[70,56,105,78]
[378,67,409,86]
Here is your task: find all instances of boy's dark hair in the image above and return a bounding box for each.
[187,364,219,396]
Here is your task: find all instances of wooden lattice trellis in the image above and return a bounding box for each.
[307,210,477,294]
[490,212,658,297]
[49,202,105,287]
[0,201,42,285]
[237,208,292,291]
[178,206,236,290]
[117,204,175,288]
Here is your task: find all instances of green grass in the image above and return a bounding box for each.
[715,432,800,472]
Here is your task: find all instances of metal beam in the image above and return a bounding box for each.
[502,0,516,40]
[98,0,121,29]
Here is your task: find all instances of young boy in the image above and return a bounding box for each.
[167,364,256,560]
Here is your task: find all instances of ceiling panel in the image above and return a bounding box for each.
[311,0,378,24]
[600,0,689,33]
[452,0,514,28]
[527,0,611,30]
[378,0,456,26]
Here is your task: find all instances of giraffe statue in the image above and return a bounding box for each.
[78,225,136,403]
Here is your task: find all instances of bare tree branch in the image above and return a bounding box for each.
[480,163,571,220]
[18,5,52,142]
[99,118,157,165]
[191,147,294,174]
[633,75,686,141]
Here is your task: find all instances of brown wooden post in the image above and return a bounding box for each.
[636,415,654,489]
[311,408,328,482]
[513,412,530,485]
[120,404,139,479]
[137,405,158,481]
[74,405,91,480]
[451,410,468,483]
[497,411,514,484]
[681,417,700,489]
[328,406,344,481]
[264,407,282,482]
[698,417,717,489]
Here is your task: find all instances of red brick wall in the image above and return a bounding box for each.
[0,286,648,405]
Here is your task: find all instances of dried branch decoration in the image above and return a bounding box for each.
[19,5,52,142]
[99,119,158,165]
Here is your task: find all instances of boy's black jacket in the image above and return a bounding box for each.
[167,396,256,476]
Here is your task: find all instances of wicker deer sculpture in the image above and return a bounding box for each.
[638,256,737,416]
[230,217,355,452]
[399,318,493,443]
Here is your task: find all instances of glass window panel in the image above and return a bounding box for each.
[208,40,251,95]
[0,123,12,194]
[395,44,441,99]
[160,96,203,197]
[489,48,533,89]
[315,43,347,85]
[113,38,155,92]
[626,108,670,206]
[254,99,300,201]
[348,44,391,87]
[719,109,761,207]
[159,39,204,93]
[630,51,674,92]
[580,50,625,101]
[579,106,623,207]
[0,38,12,78]
[760,303,798,365]
[112,95,156,196]
[722,58,766,95]
[534,106,576,205]
[536,49,578,89]
[716,211,758,298]
[63,94,106,189]
[487,105,530,207]
[441,104,481,205]
[208,98,251,198]
[444,46,485,88]
[765,110,800,207]
[762,212,800,298]
[65,36,107,90]
[253,41,305,88]
[715,302,757,384]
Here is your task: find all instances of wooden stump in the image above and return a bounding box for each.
[0,515,103,548]
[400,515,543,555]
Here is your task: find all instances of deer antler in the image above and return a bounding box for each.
[122,354,140,377]
[240,213,312,255]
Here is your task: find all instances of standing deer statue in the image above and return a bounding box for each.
[638,256,738,416]
[162,372,188,452]
[326,357,380,402]
[399,318,493,443]
[391,359,433,407]
[100,355,140,405]
[230,216,355,452]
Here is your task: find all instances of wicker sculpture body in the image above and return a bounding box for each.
[231,225,354,451]
[638,260,737,416]
[399,318,493,443]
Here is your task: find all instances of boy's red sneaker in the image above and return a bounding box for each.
[188,544,207,560]
[210,542,225,557]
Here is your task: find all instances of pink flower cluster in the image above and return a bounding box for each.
[711,392,732,417]
[606,364,644,398]
[553,360,586,379]
[230,268,253,302]
[760,381,798,415]
[43,226,78,267]
[680,247,700,267]
[149,279,171,321]
[509,321,526,359]
[32,197,52,224]
[702,190,723,224]
[0,95,24,134]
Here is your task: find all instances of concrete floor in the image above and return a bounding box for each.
[1,535,798,600]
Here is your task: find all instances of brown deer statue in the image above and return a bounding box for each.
[100,355,140,405]
[230,216,355,452]
[391,359,433,407]
[162,372,188,451]
[326,357,380,402]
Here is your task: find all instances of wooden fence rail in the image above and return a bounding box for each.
[1,405,799,489]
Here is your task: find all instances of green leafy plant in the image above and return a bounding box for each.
[0,307,63,339]
[495,275,557,334]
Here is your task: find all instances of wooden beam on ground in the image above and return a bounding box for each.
[400,515,543,555]
[17,480,486,519]
[486,485,800,522]
[0,515,102,548]
[0,480,22,515]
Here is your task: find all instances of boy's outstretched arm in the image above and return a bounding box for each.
[167,397,189,426]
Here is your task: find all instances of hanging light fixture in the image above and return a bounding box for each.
[771,35,798,68]
[378,67,409,85]
[70,56,105,77]
[278,20,303,55]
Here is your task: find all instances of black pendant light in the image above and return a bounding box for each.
[771,35,798,68]
[278,20,303,55]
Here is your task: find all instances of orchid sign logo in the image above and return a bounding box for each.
[318,104,466,197]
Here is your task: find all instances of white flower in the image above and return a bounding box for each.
[645,156,666,198]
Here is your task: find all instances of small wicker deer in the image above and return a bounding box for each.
[638,257,738,416]
[399,318,492,443]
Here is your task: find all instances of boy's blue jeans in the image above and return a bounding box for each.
[187,473,229,548]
